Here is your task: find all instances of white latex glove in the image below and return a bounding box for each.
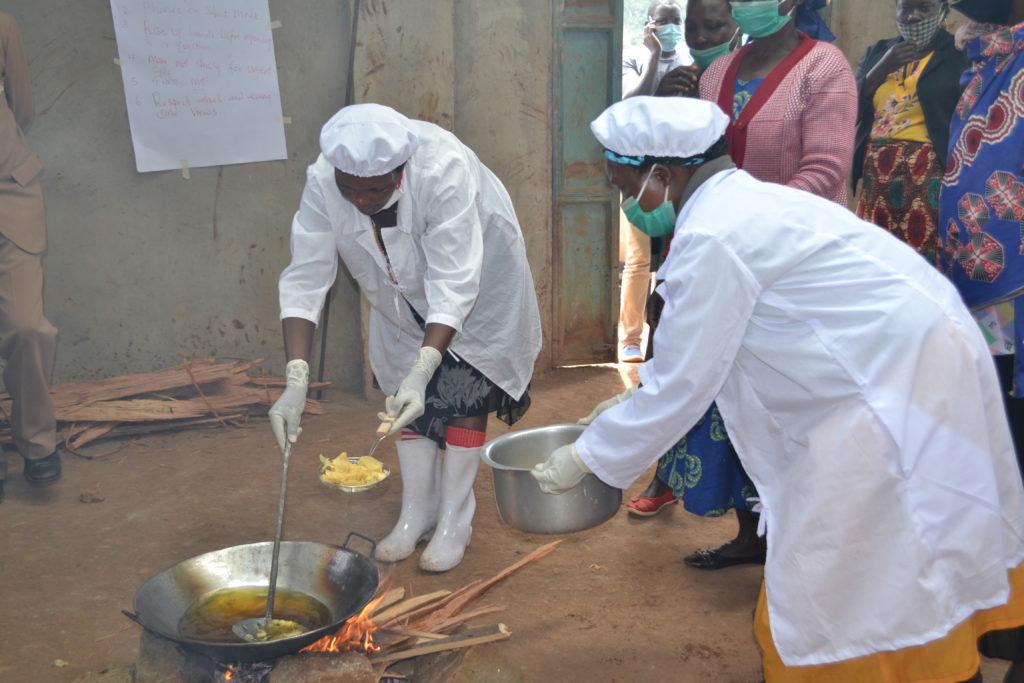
[269,359,309,452]
[381,346,443,435]
[577,385,638,425]
[531,443,592,494]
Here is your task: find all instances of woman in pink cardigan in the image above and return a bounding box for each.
[685,0,857,570]
[699,0,857,204]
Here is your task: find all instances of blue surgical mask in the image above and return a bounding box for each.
[690,29,740,69]
[730,1,794,39]
[622,168,677,238]
[656,23,684,52]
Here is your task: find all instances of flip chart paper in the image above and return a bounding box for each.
[110,0,287,172]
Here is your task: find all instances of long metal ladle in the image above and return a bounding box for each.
[232,440,304,642]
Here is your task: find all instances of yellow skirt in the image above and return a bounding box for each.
[756,563,1024,683]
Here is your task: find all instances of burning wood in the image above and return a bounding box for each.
[300,592,386,655]
[0,356,330,454]
[297,540,561,680]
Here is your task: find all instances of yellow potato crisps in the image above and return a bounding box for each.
[319,452,388,487]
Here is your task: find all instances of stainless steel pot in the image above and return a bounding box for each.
[129,532,379,662]
[481,423,621,534]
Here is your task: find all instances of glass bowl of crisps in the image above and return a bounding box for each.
[318,453,390,493]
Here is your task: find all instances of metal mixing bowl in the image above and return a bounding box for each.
[480,423,621,534]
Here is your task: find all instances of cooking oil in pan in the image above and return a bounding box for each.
[178,586,331,642]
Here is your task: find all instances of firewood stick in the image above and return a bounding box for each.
[411,605,506,635]
[374,590,451,624]
[422,541,561,624]
[369,587,406,616]
[382,627,446,640]
[369,624,510,664]
[388,540,561,630]
[383,581,482,627]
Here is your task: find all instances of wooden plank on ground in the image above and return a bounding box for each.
[0,357,262,412]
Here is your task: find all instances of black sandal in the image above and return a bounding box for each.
[683,542,766,570]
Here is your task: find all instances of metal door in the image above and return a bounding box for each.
[552,0,623,365]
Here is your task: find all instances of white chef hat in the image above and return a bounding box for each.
[591,96,729,166]
[319,103,420,177]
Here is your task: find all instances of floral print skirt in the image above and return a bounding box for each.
[407,351,531,448]
[856,138,944,268]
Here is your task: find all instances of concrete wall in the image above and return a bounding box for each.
[10,0,363,391]
[8,0,553,394]
[10,0,935,393]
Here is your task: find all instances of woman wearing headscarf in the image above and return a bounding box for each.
[535,95,1024,683]
[941,4,1024,670]
[272,104,541,573]
[854,0,968,267]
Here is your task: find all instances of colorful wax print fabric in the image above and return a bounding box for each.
[870,52,934,142]
[941,22,1024,392]
[857,139,944,267]
[656,403,757,517]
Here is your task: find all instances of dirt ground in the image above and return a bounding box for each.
[0,364,1011,682]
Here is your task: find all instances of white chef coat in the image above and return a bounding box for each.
[279,121,541,399]
[577,167,1024,666]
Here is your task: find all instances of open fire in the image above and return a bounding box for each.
[218,660,273,682]
[299,591,387,654]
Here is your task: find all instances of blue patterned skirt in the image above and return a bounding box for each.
[656,403,757,517]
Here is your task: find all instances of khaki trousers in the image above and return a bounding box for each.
[618,211,651,346]
[0,234,56,468]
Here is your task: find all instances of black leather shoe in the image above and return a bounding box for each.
[24,452,61,486]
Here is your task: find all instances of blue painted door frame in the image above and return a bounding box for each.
[552,0,623,365]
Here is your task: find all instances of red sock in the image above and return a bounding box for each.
[445,426,486,448]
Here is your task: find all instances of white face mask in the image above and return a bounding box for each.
[381,170,405,210]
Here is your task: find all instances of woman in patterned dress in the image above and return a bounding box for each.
[854,0,968,267]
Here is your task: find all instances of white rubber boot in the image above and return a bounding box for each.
[375,436,440,563]
[419,445,480,572]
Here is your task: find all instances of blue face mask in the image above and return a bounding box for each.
[622,167,677,238]
[656,23,684,52]
[730,0,794,39]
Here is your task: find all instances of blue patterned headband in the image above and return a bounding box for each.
[603,148,709,167]
[603,149,646,166]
